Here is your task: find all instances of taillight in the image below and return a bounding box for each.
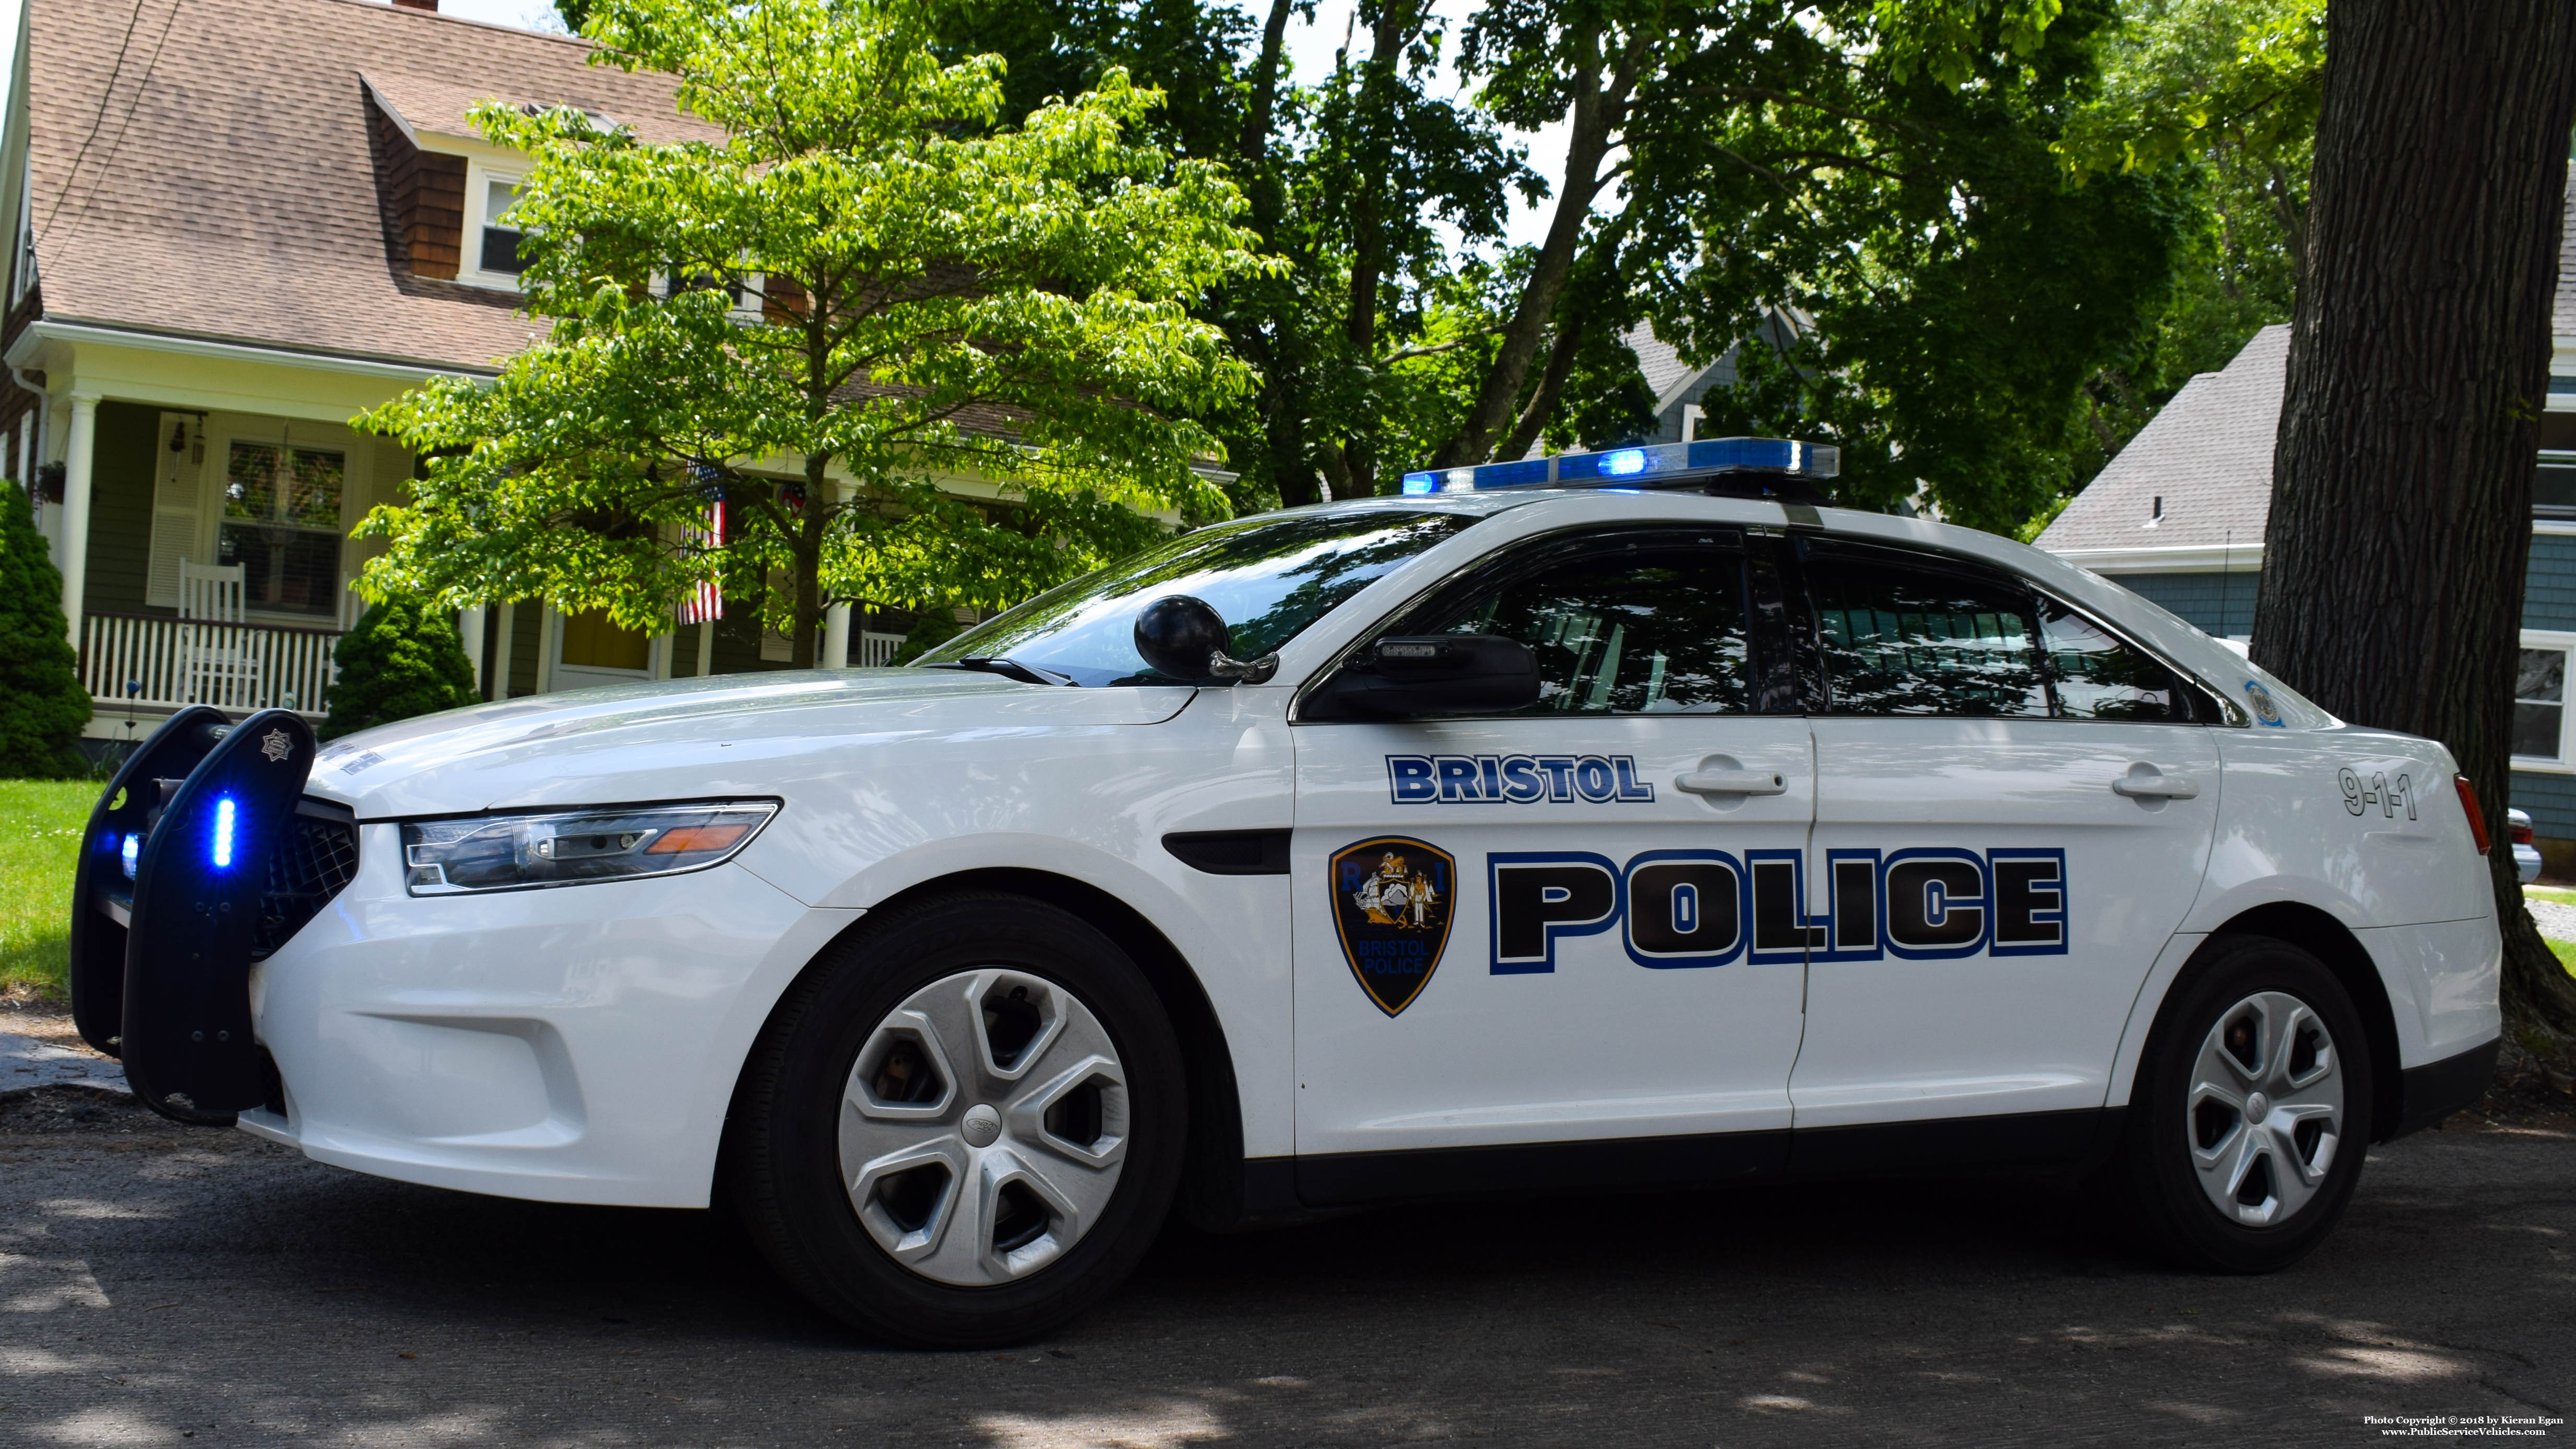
[2455,775,2491,854]
[2513,818,2536,846]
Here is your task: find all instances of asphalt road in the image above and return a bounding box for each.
[0,1084,2568,1448]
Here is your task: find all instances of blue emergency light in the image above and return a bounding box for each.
[1400,436,1839,496]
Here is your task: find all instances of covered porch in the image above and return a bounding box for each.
[5,321,432,738]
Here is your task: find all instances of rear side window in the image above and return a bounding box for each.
[2040,597,2183,721]
[1803,544,2189,722]
[1418,537,1752,715]
[1805,552,2048,717]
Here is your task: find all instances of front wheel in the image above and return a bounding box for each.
[727,893,1187,1347]
[2116,935,2375,1273]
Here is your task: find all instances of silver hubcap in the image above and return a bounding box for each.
[838,968,1130,1286]
[2187,990,2344,1227]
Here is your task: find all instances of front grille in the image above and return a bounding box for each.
[252,805,360,960]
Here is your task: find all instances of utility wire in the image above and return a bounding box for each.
[48,0,184,247]
[37,0,149,243]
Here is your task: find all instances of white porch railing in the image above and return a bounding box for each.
[857,630,905,668]
[80,612,340,719]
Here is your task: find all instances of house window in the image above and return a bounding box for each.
[219,442,343,619]
[480,177,526,276]
[2516,638,2574,767]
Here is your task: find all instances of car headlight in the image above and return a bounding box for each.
[400,800,780,896]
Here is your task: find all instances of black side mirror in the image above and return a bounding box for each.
[1133,595,1279,683]
[1307,635,1540,719]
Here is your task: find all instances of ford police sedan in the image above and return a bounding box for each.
[70,437,2502,1348]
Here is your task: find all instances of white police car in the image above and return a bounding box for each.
[70,438,2502,1347]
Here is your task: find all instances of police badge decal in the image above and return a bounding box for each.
[1330,836,1455,1017]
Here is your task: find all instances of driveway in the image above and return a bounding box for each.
[0,1062,2568,1446]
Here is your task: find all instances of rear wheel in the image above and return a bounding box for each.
[2117,935,2373,1273]
[728,892,1186,1346]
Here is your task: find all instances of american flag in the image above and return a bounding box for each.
[676,464,726,626]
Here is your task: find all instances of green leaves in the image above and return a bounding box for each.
[355,0,1271,662]
[320,599,481,743]
[1874,0,2070,85]
[0,482,89,778]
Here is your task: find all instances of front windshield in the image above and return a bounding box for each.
[921,509,1481,686]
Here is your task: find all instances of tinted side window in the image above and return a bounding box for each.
[2041,597,2182,721]
[1432,545,1751,715]
[1805,553,2048,717]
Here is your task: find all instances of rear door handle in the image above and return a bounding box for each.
[2112,771,2200,800]
[1677,768,1789,797]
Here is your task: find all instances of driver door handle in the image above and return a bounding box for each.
[1677,768,1789,797]
[2111,772,2201,800]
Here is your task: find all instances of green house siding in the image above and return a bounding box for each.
[2524,534,2576,631]
[80,401,164,616]
[2512,768,2576,840]
[2106,571,2257,638]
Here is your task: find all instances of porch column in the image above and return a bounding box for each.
[491,602,517,699]
[823,603,851,669]
[650,629,673,681]
[57,393,99,643]
[459,607,487,697]
[534,605,560,694]
[695,619,715,679]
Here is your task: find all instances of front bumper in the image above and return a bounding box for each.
[243,826,858,1207]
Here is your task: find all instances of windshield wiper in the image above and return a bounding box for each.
[930,657,1077,687]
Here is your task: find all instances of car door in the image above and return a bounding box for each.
[1787,537,2222,1138]
[1290,527,1813,1192]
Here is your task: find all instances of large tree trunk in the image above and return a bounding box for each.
[2254,0,2576,1040]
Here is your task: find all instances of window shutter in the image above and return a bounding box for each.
[144,412,205,607]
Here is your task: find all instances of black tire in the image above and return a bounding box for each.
[727,891,1188,1347]
[2115,934,2375,1273]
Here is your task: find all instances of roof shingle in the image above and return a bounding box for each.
[23,0,712,374]
[2036,324,2288,555]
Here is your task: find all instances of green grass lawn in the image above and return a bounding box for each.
[2,780,100,1000]
[2550,938,2576,977]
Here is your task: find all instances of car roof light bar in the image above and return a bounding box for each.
[1400,437,1839,497]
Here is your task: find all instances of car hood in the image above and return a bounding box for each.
[303,668,1197,819]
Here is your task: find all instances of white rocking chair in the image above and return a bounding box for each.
[178,560,263,709]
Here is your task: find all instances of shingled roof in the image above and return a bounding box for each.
[18,0,715,374]
[2036,324,2289,556]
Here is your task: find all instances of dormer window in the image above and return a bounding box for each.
[480,177,526,276]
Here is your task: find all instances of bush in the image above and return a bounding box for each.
[0,481,91,778]
[889,609,965,666]
[322,598,480,741]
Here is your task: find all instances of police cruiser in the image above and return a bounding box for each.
[69,437,2502,1347]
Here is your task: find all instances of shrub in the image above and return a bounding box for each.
[889,609,965,666]
[0,481,91,778]
[322,598,480,741]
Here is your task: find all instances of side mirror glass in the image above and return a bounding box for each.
[1309,635,1540,719]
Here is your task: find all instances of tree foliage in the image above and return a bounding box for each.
[357,0,1272,666]
[321,599,482,743]
[0,482,89,778]
[2057,0,2320,466]
[983,0,2190,528]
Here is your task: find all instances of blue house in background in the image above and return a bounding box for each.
[2038,212,2576,862]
